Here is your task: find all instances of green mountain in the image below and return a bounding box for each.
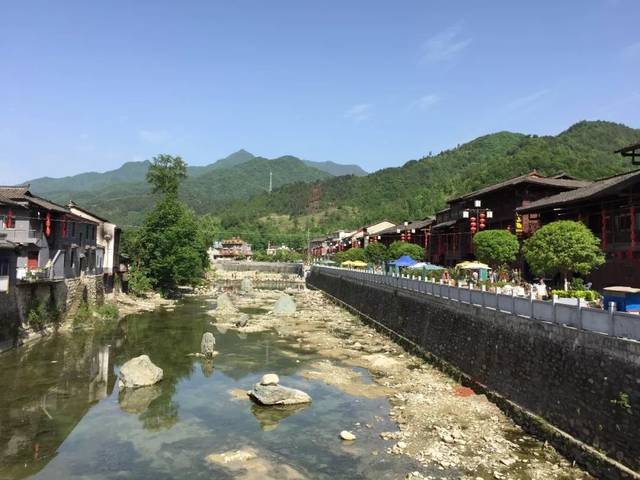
[302,160,367,177]
[42,155,332,227]
[216,121,640,242]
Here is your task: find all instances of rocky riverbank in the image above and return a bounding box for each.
[205,277,591,479]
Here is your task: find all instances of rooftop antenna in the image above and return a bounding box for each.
[269,169,273,193]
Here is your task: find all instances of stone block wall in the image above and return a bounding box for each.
[308,269,640,479]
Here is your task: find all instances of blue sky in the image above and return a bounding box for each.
[1,0,639,183]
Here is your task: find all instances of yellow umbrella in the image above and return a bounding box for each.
[350,260,368,268]
[341,260,355,266]
[457,261,491,270]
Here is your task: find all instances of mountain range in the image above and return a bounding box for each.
[22,120,640,247]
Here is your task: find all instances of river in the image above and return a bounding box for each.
[0,293,420,479]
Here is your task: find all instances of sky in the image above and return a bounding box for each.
[1,0,639,183]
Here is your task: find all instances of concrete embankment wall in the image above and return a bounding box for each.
[214,261,303,275]
[308,269,640,479]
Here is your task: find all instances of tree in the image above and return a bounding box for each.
[523,220,604,285]
[472,230,519,268]
[136,197,209,294]
[334,248,367,264]
[388,241,424,260]
[365,243,389,264]
[146,154,187,196]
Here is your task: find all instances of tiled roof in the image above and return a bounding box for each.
[447,172,591,203]
[378,218,434,235]
[518,169,640,213]
[0,186,76,214]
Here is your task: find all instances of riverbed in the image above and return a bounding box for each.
[0,280,590,479]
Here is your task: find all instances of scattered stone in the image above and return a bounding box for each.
[273,294,296,315]
[340,430,356,441]
[260,373,280,385]
[229,388,251,401]
[235,314,249,327]
[205,447,306,479]
[118,355,163,389]
[216,293,237,313]
[240,278,253,294]
[249,383,311,406]
[201,332,216,357]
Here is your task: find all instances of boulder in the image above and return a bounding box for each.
[249,383,311,406]
[234,314,249,328]
[240,278,253,294]
[118,355,163,389]
[273,294,296,315]
[201,332,216,357]
[216,293,237,313]
[340,430,356,441]
[260,373,279,386]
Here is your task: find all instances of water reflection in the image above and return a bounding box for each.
[0,297,419,480]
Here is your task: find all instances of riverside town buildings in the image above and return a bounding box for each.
[0,185,122,343]
[311,141,640,289]
[209,237,253,260]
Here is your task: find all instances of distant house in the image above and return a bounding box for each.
[266,243,291,256]
[346,220,396,249]
[0,186,101,291]
[209,237,253,260]
[426,172,590,266]
[377,218,434,249]
[67,201,122,292]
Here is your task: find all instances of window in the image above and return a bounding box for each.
[0,259,9,276]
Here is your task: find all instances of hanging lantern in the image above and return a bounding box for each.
[61,215,67,237]
[479,212,486,230]
[406,231,412,242]
[45,212,52,237]
[470,216,477,234]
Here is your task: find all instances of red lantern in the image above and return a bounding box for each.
[470,216,477,234]
[45,212,52,237]
[479,212,486,230]
[406,232,412,242]
[400,233,406,242]
[6,209,13,228]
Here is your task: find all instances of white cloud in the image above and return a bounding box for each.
[139,129,171,144]
[344,103,373,123]
[506,89,550,111]
[415,94,440,111]
[421,24,471,64]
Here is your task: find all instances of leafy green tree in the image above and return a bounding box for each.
[523,221,605,285]
[136,197,209,294]
[334,248,367,264]
[146,154,187,196]
[472,230,519,268]
[365,243,389,264]
[388,241,424,260]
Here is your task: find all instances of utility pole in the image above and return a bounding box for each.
[306,228,311,265]
[269,170,273,193]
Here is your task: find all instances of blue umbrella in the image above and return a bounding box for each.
[389,255,418,267]
[412,262,444,271]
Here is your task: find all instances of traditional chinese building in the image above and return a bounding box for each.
[377,218,434,250]
[426,172,590,266]
[210,237,253,260]
[518,146,640,288]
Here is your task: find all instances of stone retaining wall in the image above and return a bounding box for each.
[308,269,640,479]
[214,261,303,275]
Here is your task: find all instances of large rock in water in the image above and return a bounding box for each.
[216,293,237,313]
[240,278,253,294]
[249,383,311,406]
[273,294,296,315]
[234,314,249,328]
[118,355,163,389]
[201,332,216,357]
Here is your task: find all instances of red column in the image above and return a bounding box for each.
[630,206,636,259]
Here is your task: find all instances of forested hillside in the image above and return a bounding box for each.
[215,121,640,244]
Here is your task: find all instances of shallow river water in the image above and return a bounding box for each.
[0,296,420,479]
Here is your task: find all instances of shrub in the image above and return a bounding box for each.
[472,229,519,268]
[128,265,153,297]
[95,304,119,320]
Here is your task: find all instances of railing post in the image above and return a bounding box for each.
[552,294,558,323]
[512,289,517,314]
[608,301,617,336]
[576,296,583,330]
[481,284,486,307]
[529,289,535,319]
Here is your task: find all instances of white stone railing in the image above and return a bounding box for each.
[311,266,640,342]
